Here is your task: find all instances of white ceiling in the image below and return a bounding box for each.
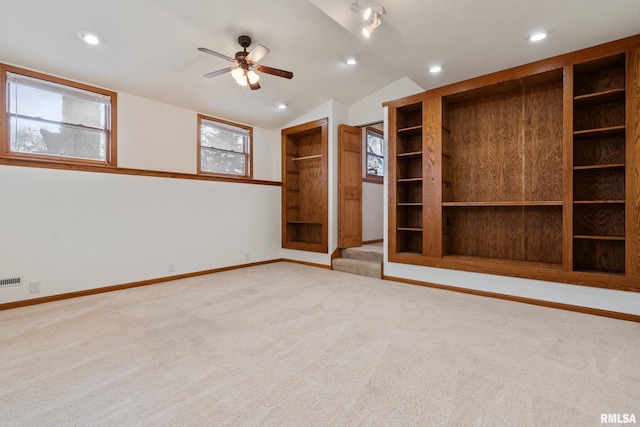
[0,0,638,130]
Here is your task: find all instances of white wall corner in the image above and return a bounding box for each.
[348,76,424,126]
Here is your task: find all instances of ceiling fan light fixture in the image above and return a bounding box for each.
[231,67,244,81]
[247,70,260,85]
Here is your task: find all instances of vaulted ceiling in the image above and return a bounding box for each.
[0,0,638,129]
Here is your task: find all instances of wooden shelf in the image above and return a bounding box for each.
[573,200,625,204]
[388,46,638,290]
[397,151,422,158]
[287,220,322,225]
[573,267,625,276]
[442,201,563,207]
[397,125,422,134]
[574,164,624,171]
[292,154,322,162]
[573,125,625,138]
[395,251,423,256]
[443,255,562,270]
[574,235,625,241]
[573,88,625,106]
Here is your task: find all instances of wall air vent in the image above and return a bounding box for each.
[0,277,22,287]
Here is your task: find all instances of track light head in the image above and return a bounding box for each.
[362,13,382,38]
[363,5,385,21]
[350,1,363,13]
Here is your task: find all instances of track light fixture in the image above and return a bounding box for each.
[351,3,386,39]
[362,13,381,38]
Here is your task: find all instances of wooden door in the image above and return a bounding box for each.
[338,124,363,248]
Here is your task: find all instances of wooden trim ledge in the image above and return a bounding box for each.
[0,259,283,311]
[0,157,281,187]
[384,275,640,323]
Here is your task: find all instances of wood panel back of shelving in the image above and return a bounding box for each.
[444,206,562,264]
[293,133,323,223]
[446,79,563,203]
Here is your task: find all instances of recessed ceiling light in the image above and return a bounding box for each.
[345,54,359,65]
[429,64,442,74]
[78,30,101,45]
[529,30,548,42]
[277,103,287,109]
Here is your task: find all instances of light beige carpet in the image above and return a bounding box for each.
[1,262,638,426]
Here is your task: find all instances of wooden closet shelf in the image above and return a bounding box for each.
[442,201,563,207]
[574,164,625,171]
[573,88,625,106]
[573,200,625,204]
[292,154,322,161]
[574,235,625,241]
[397,227,423,232]
[397,125,422,134]
[573,125,625,138]
[397,203,423,206]
[397,151,423,157]
[287,221,323,225]
[398,178,423,182]
[395,251,423,256]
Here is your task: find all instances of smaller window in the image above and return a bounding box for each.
[198,115,252,178]
[366,127,384,181]
[1,64,116,166]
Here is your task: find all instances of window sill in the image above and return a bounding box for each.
[0,157,281,187]
[363,177,384,184]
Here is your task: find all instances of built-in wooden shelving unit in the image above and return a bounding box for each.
[281,118,328,253]
[385,34,640,291]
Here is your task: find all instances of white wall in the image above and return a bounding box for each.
[362,182,383,241]
[0,87,282,305]
[348,77,424,126]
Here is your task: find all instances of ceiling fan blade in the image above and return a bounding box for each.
[249,81,261,91]
[203,67,234,78]
[197,47,236,63]
[246,44,270,64]
[254,65,294,79]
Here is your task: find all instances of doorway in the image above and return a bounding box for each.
[338,121,384,250]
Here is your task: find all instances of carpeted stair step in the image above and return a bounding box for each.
[341,247,383,263]
[332,257,381,279]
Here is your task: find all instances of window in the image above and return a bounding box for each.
[366,127,384,180]
[1,64,116,165]
[198,114,252,178]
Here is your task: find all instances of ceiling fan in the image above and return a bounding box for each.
[198,35,294,90]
